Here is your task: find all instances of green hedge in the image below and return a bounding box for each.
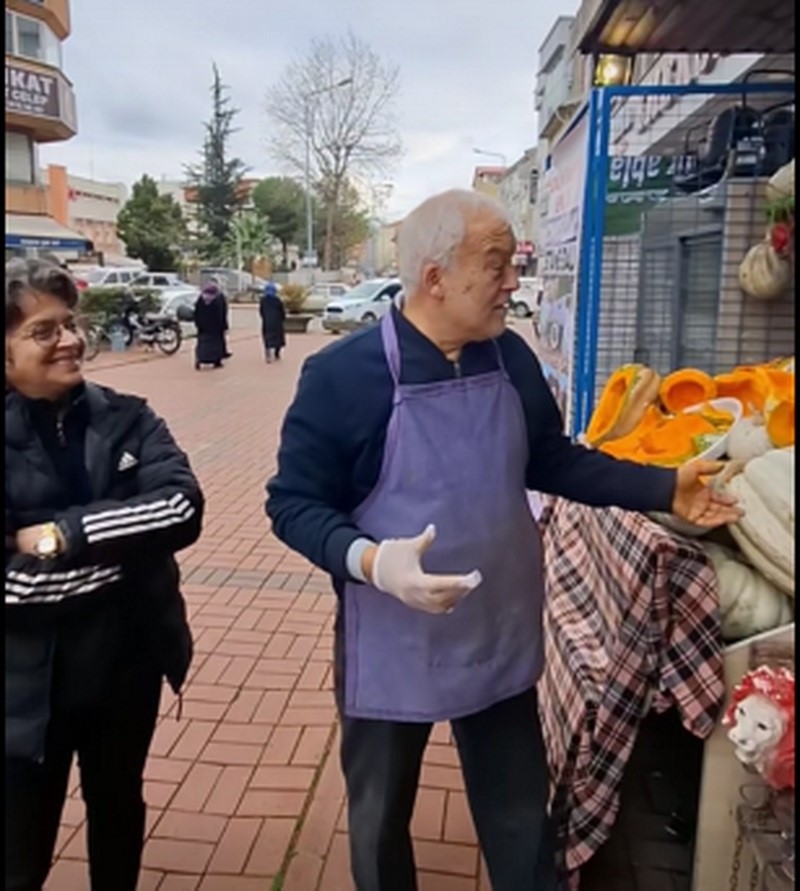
[79,287,160,321]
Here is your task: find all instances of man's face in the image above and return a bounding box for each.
[437,211,519,342]
[5,291,85,400]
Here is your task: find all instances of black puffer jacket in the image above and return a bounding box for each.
[5,383,204,761]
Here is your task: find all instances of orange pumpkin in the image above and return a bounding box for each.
[659,369,717,413]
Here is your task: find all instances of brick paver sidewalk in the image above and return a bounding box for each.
[45,328,489,891]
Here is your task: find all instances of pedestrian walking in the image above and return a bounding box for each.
[193,282,228,369]
[265,189,742,891]
[5,258,204,891]
[259,282,286,363]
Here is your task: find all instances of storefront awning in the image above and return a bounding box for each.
[5,214,92,251]
[577,0,794,54]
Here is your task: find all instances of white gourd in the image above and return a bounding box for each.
[726,416,773,461]
[743,446,794,536]
[702,542,793,641]
[726,464,794,595]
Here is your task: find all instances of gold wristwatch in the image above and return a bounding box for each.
[35,522,61,559]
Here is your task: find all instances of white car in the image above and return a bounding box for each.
[509,276,543,319]
[159,288,199,316]
[79,267,143,289]
[304,282,351,313]
[133,272,191,294]
[322,279,403,333]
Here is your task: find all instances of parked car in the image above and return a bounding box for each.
[509,276,544,319]
[159,288,199,337]
[304,282,351,313]
[77,267,144,290]
[322,278,403,333]
[132,272,190,293]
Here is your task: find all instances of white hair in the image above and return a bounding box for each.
[397,189,512,297]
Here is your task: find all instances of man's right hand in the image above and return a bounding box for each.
[361,524,482,615]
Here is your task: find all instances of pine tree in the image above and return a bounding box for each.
[185,64,249,261]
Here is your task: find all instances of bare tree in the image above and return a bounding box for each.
[265,32,402,270]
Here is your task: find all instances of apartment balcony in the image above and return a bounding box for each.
[6,0,71,40]
[5,57,77,142]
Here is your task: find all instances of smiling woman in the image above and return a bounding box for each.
[5,257,85,399]
[5,256,204,891]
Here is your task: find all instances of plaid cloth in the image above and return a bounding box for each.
[535,495,725,879]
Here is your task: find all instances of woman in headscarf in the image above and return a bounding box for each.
[193,282,228,370]
[259,282,286,363]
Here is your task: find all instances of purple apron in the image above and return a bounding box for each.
[342,312,545,722]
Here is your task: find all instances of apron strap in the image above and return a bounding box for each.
[491,338,511,380]
[380,311,402,386]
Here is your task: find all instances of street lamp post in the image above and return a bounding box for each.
[302,77,353,269]
[472,147,508,167]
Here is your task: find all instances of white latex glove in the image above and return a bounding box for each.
[371,524,482,615]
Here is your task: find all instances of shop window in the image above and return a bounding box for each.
[6,132,35,184]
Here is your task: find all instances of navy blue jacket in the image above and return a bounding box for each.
[266,307,676,586]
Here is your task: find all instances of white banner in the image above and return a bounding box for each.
[535,111,589,430]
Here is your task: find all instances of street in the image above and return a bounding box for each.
[46,325,489,891]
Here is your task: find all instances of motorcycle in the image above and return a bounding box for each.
[105,294,183,356]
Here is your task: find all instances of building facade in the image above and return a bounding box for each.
[5,0,88,256]
[497,148,540,274]
[471,165,507,200]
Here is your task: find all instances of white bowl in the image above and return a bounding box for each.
[646,396,743,537]
[682,396,744,461]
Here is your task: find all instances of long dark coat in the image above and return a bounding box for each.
[259,293,286,351]
[194,292,227,365]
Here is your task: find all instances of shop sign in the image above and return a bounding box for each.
[5,63,60,119]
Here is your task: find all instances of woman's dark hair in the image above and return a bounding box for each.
[5,257,79,332]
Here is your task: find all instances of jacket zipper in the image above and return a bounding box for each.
[55,411,66,446]
[453,360,462,378]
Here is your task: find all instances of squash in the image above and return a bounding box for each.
[725,448,795,596]
[636,412,717,466]
[599,405,664,460]
[714,368,771,416]
[703,542,793,641]
[698,402,736,430]
[759,369,795,448]
[764,395,795,448]
[726,414,773,461]
[738,239,793,301]
[585,364,660,446]
[659,369,716,413]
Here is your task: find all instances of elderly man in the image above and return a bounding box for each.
[266,189,739,891]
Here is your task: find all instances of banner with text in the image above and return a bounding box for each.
[537,112,589,429]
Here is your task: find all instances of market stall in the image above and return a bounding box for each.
[537,495,724,879]
[537,348,795,888]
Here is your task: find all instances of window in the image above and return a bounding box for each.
[17,15,42,60]
[7,12,62,68]
[6,132,34,184]
[105,273,119,285]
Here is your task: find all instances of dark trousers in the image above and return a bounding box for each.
[340,688,559,891]
[5,671,162,891]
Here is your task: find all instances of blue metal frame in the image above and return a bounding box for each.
[571,78,795,437]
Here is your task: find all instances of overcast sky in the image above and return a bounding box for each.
[39,0,580,221]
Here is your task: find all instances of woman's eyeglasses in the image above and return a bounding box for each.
[19,318,83,348]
